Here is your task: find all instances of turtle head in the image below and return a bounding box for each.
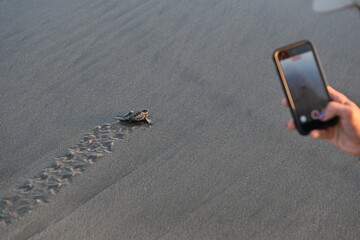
[142,109,149,117]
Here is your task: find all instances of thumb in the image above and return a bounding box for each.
[321,101,350,121]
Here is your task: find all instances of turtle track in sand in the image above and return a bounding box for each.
[0,121,149,226]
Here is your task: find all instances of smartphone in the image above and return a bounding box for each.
[273,40,338,135]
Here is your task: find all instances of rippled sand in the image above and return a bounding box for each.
[1,0,360,239]
[0,120,149,226]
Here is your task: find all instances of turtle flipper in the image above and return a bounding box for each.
[145,117,152,125]
[115,116,126,121]
[115,111,134,121]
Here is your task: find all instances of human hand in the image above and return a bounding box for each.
[282,86,360,157]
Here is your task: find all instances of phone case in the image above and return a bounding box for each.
[273,40,336,135]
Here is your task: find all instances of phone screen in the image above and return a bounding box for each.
[279,47,329,124]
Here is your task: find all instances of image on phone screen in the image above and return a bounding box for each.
[279,48,329,124]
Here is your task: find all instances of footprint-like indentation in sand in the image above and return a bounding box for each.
[0,120,150,225]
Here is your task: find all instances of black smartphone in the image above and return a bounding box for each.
[273,40,338,135]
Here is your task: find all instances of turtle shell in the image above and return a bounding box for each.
[116,110,149,122]
[128,110,149,122]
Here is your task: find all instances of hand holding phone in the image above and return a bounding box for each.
[273,40,338,135]
[284,86,360,157]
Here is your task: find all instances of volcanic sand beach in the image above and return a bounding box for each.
[1,0,360,239]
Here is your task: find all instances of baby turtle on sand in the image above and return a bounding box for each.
[115,110,151,124]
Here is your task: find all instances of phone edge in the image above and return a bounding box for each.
[272,40,313,135]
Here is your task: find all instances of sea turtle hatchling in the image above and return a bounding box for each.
[115,110,151,124]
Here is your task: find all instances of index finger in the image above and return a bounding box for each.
[327,86,350,104]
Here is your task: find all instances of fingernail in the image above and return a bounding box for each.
[318,112,326,120]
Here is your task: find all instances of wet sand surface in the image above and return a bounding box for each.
[1,0,360,239]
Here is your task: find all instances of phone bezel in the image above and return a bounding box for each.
[273,40,338,135]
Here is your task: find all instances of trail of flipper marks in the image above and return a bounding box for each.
[0,121,148,226]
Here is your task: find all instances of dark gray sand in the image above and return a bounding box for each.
[1,0,360,239]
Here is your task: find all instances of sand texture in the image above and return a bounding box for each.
[0,119,149,226]
[1,0,360,239]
